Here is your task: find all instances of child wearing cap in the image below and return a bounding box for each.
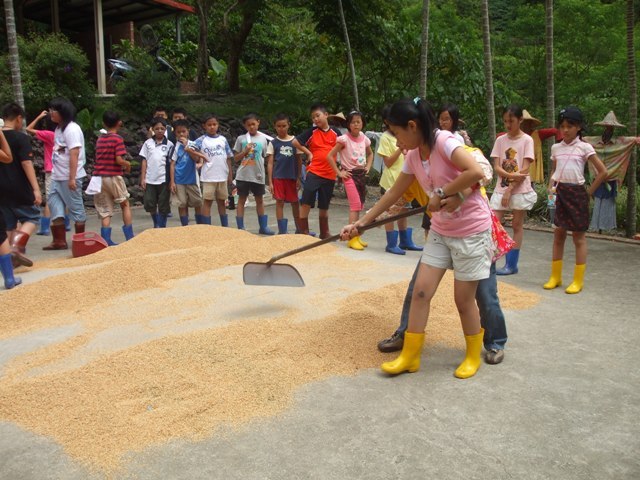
[543,106,607,294]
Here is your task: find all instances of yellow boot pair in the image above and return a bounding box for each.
[543,260,586,294]
[347,235,367,250]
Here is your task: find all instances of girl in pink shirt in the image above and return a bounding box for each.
[489,105,537,276]
[340,97,491,380]
[26,110,56,236]
[327,111,373,250]
[543,106,607,294]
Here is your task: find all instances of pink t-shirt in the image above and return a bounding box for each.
[336,132,371,171]
[35,130,55,173]
[550,137,595,185]
[402,130,491,238]
[490,133,534,195]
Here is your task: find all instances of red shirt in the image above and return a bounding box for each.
[296,126,342,180]
[94,133,127,176]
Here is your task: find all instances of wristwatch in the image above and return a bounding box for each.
[434,187,446,198]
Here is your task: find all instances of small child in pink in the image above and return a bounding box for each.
[26,110,55,235]
[326,110,373,250]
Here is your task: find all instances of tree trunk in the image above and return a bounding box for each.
[626,0,637,237]
[195,1,210,94]
[545,0,555,178]
[223,0,261,93]
[338,0,359,110]
[419,0,430,99]
[481,0,496,142]
[227,47,241,92]
[4,0,25,109]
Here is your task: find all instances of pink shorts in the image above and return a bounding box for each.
[273,178,299,203]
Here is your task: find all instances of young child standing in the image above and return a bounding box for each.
[195,113,233,226]
[233,112,274,234]
[93,111,134,245]
[543,106,607,294]
[489,105,537,275]
[170,119,205,226]
[26,110,55,236]
[326,110,373,250]
[293,103,343,239]
[341,97,491,379]
[139,117,173,228]
[266,113,303,234]
[0,128,23,288]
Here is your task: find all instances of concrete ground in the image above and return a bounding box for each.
[1,201,639,480]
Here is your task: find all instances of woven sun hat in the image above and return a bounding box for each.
[521,110,542,127]
[328,112,347,127]
[594,111,625,128]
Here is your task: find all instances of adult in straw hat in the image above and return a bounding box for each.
[583,111,640,232]
[519,109,562,184]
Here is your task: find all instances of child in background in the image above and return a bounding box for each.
[233,112,274,234]
[0,129,22,289]
[340,97,490,379]
[378,105,425,255]
[93,111,134,245]
[266,113,303,234]
[26,110,55,235]
[139,117,173,228]
[168,107,199,144]
[170,119,205,226]
[293,103,343,239]
[326,110,373,250]
[195,113,233,227]
[489,105,536,275]
[543,106,607,294]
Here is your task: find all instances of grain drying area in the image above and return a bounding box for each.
[0,225,541,475]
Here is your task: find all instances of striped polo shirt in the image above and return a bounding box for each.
[94,133,127,176]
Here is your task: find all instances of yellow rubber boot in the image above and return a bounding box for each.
[543,260,563,290]
[565,264,586,294]
[454,328,484,379]
[381,332,425,375]
[357,236,368,248]
[348,236,365,250]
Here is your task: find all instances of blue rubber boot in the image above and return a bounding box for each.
[180,215,189,226]
[37,216,51,236]
[219,214,228,227]
[399,228,424,251]
[258,215,275,235]
[64,215,71,232]
[122,224,134,241]
[158,214,168,228]
[385,231,406,255]
[0,253,21,289]
[277,218,288,234]
[496,249,520,275]
[151,213,159,228]
[100,227,118,246]
[236,216,245,230]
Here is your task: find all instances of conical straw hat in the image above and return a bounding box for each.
[594,111,625,128]
[521,110,541,127]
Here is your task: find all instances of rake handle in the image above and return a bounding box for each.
[266,206,427,266]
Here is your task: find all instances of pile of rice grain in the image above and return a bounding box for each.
[0,226,540,473]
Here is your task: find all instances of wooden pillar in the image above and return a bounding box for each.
[175,14,182,43]
[94,0,106,94]
[51,0,60,33]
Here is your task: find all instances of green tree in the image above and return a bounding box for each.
[481,0,496,141]
[3,0,24,109]
[626,0,637,237]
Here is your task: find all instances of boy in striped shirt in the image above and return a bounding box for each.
[93,111,134,245]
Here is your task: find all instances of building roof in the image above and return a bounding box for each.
[23,0,195,32]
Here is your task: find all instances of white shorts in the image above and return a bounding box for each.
[420,228,492,281]
[489,190,538,211]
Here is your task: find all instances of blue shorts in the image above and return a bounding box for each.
[0,204,40,229]
[48,179,87,222]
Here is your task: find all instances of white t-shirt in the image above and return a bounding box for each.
[551,137,596,185]
[195,134,233,182]
[51,122,87,181]
[139,137,173,185]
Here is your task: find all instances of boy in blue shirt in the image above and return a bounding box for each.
[169,119,204,225]
[266,113,303,234]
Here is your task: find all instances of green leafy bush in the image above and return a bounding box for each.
[615,185,640,231]
[0,33,96,114]
[159,39,198,81]
[114,62,178,118]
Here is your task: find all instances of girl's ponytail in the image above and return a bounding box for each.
[387,97,437,149]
